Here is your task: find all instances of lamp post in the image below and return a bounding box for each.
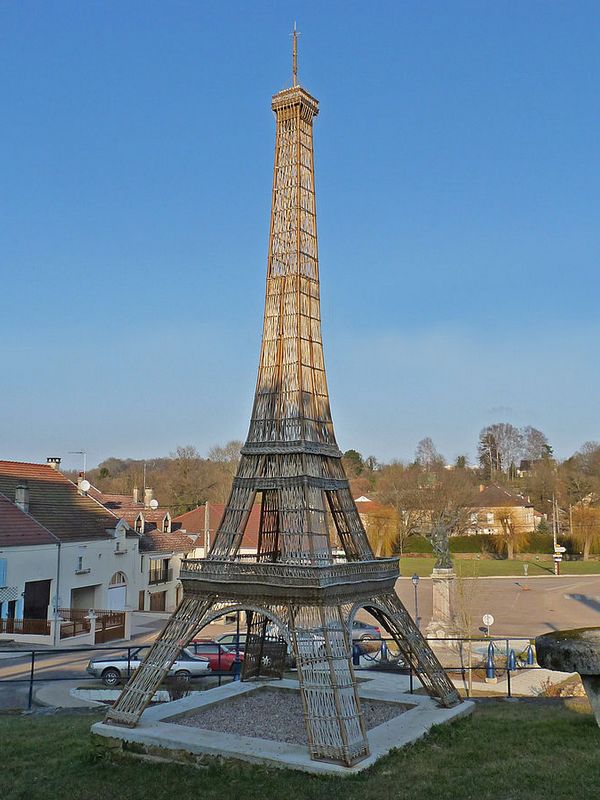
[411,573,421,629]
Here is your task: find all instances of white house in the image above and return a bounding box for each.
[0,458,142,645]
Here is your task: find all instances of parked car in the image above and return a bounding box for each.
[215,632,248,652]
[351,620,382,644]
[86,647,211,686]
[190,638,244,672]
[216,631,287,669]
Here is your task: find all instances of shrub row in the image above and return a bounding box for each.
[403,533,600,555]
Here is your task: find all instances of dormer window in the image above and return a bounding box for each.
[135,513,145,534]
[162,513,171,533]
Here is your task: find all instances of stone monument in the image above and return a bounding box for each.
[426,521,459,639]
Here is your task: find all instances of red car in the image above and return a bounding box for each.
[190,638,244,672]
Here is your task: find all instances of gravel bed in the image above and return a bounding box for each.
[170,687,410,744]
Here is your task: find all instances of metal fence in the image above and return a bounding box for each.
[0,634,579,712]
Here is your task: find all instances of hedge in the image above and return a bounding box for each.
[402,533,597,555]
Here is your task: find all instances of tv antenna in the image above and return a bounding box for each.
[69,450,87,478]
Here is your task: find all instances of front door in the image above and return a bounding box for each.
[149,591,166,612]
[23,580,51,620]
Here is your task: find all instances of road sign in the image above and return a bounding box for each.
[554,546,566,553]
[553,554,563,560]
[482,614,494,627]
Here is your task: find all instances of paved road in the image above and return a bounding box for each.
[394,574,600,637]
[0,613,238,709]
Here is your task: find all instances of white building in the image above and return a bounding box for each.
[0,458,144,645]
[0,459,212,647]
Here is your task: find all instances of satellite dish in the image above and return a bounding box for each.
[80,479,91,493]
[149,498,159,510]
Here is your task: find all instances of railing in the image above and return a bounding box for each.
[57,608,123,640]
[180,557,399,587]
[0,633,578,713]
[149,567,173,585]
[0,618,51,636]
[0,641,234,710]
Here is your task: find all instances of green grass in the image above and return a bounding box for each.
[1,701,599,800]
[400,557,600,577]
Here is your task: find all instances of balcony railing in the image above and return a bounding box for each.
[148,567,173,585]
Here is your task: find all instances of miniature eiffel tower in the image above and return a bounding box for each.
[105,30,460,766]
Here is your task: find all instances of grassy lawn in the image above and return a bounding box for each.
[2,701,599,800]
[400,557,600,577]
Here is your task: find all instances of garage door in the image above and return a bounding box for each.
[107,585,126,610]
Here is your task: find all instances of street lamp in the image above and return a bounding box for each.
[411,573,421,629]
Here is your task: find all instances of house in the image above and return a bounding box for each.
[466,484,540,536]
[173,502,262,557]
[87,483,193,612]
[0,458,140,644]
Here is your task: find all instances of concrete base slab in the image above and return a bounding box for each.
[91,673,474,776]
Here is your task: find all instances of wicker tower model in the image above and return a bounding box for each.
[105,32,460,766]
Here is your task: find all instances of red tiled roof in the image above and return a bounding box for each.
[354,500,394,517]
[173,503,261,549]
[86,487,170,526]
[88,486,190,554]
[139,528,194,554]
[0,461,119,543]
[0,492,57,547]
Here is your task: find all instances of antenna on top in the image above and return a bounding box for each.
[291,22,299,86]
[69,450,87,479]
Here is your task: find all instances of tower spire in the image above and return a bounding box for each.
[292,22,298,86]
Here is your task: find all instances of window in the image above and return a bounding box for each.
[135,514,144,533]
[162,514,171,533]
[77,556,83,571]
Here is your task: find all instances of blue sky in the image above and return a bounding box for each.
[1,1,599,470]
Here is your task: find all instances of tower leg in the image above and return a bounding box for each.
[104,594,215,727]
[362,592,461,708]
[289,603,369,766]
[242,609,287,680]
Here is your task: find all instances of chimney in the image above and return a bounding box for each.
[15,482,30,513]
[133,487,140,504]
[47,457,61,471]
[144,487,154,508]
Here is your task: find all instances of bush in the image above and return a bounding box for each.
[403,535,432,553]
[403,532,568,555]
[449,535,491,553]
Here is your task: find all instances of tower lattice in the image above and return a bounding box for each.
[105,33,460,767]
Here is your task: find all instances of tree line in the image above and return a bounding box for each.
[76,424,600,557]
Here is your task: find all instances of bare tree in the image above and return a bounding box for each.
[415,437,445,469]
[491,507,531,559]
[571,505,600,560]
[522,426,552,461]
[207,440,243,503]
[362,506,398,557]
[479,423,523,475]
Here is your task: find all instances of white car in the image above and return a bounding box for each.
[86,647,211,686]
